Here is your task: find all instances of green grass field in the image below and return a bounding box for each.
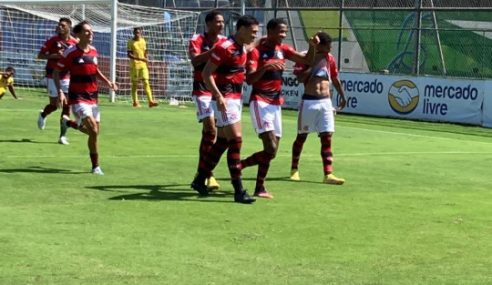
[1,90,492,284]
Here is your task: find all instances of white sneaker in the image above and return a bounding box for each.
[37,110,46,130]
[58,136,69,145]
[91,166,104,175]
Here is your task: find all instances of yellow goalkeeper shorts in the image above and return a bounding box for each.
[130,66,149,81]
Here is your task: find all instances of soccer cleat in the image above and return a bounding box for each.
[290,169,300,181]
[206,176,220,191]
[132,102,141,108]
[323,173,345,185]
[58,136,69,145]
[91,166,104,175]
[37,110,46,130]
[234,190,256,204]
[149,101,159,108]
[191,178,209,196]
[254,188,274,199]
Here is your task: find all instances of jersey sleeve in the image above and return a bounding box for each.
[188,34,202,57]
[7,77,14,86]
[293,61,307,76]
[209,44,228,66]
[246,48,259,72]
[328,54,338,79]
[56,51,70,72]
[39,37,53,55]
[281,44,296,60]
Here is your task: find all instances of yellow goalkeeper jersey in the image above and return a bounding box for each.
[127,37,147,70]
[0,75,13,93]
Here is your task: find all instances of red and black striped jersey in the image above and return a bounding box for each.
[189,33,227,97]
[56,45,99,105]
[209,37,247,99]
[247,40,296,105]
[39,35,78,79]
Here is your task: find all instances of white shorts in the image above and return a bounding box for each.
[211,98,242,128]
[192,95,214,121]
[71,103,100,127]
[297,96,335,134]
[47,78,69,98]
[249,100,282,137]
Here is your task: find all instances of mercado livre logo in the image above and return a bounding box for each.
[388,79,419,114]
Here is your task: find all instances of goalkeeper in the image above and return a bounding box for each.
[0,67,18,100]
[127,27,158,108]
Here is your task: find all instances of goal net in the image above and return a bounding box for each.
[0,1,199,103]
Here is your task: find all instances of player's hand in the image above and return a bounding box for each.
[215,94,227,113]
[58,90,67,106]
[263,60,285,71]
[337,96,347,111]
[309,34,320,46]
[109,82,118,91]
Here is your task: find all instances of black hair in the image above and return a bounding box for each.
[236,15,259,31]
[133,27,142,33]
[205,10,223,24]
[5,66,15,75]
[266,18,287,31]
[59,17,72,27]
[73,20,90,34]
[316,31,332,45]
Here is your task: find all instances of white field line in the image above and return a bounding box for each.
[4,151,492,160]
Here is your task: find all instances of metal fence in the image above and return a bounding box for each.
[122,0,492,79]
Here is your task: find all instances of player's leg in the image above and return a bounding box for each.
[220,99,255,204]
[38,79,59,130]
[191,99,228,196]
[290,99,311,181]
[58,79,70,145]
[141,67,157,108]
[130,68,140,107]
[252,131,277,199]
[317,98,344,185]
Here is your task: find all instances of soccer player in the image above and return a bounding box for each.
[188,10,227,191]
[37,17,78,145]
[289,32,347,184]
[127,27,158,108]
[53,20,118,175]
[191,15,259,204]
[0,67,18,100]
[241,18,318,199]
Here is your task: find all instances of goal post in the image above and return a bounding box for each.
[0,0,199,103]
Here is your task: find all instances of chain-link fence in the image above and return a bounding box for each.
[121,0,492,79]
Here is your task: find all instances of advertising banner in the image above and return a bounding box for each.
[482,81,492,128]
[244,71,488,127]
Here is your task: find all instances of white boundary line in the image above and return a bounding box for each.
[4,151,492,159]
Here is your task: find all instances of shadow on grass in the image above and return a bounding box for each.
[0,138,56,144]
[0,166,86,174]
[87,184,234,203]
[220,176,327,185]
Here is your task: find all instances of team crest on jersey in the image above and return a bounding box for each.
[275,51,284,59]
[93,57,98,65]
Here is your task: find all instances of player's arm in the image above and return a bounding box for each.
[37,40,63,60]
[331,76,346,110]
[246,49,284,85]
[190,49,214,67]
[202,60,228,112]
[52,68,66,105]
[7,84,18,99]
[96,68,118,91]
